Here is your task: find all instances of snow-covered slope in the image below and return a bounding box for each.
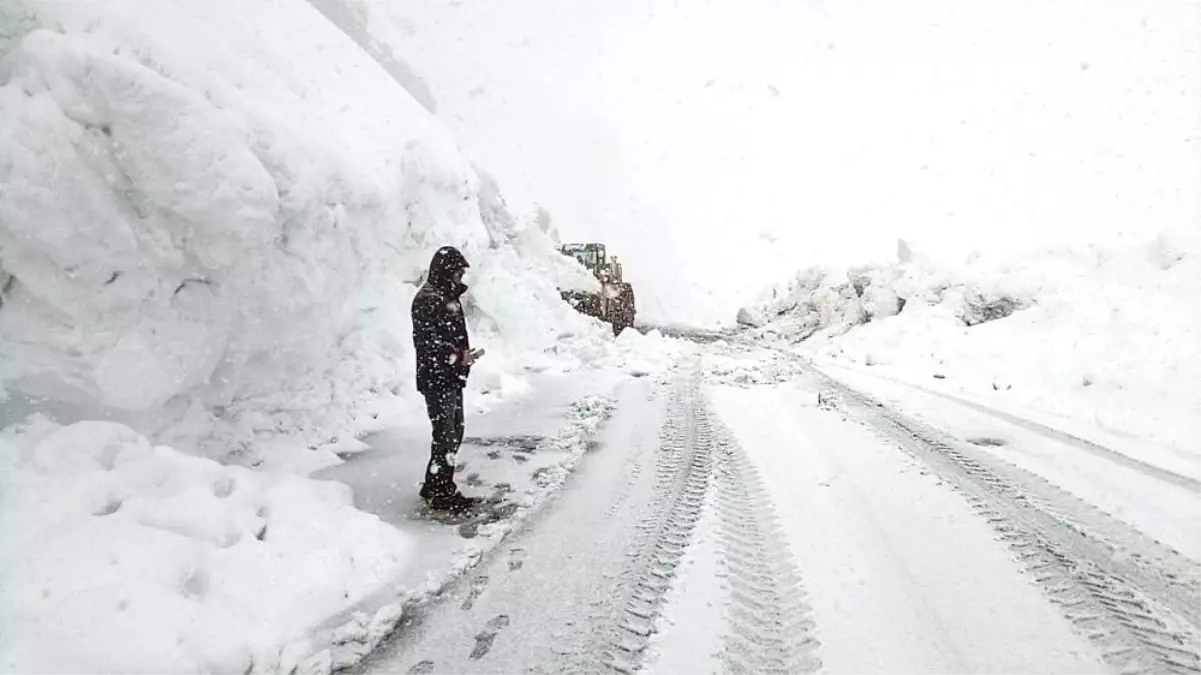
[0,0,604,469]
[0,1,623,672]
[739,234,1201,456]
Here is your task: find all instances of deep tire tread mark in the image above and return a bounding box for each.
[600,377,713,675]
[709,416,821,675]
[815,373,1201,675]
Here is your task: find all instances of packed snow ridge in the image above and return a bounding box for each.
[736,239,1032,334]
[737,233,1201,455]
[0,0,660,672]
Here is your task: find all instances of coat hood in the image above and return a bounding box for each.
[426,246,470,295]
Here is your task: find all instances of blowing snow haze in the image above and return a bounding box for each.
[2,0,1201,673]
[358,0,1201,326]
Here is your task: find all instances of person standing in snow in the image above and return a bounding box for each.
[411,246,485,513]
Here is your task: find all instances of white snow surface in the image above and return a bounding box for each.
[0,417,411,674]
[821,364,1201,560]
[741,234,1201,457]
[701,380,1105,674]
[0,1,657,672]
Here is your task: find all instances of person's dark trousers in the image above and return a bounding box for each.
[420,387,465,501]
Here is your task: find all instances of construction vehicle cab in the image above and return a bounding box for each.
[558,243,636,335]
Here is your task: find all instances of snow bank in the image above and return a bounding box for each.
[740,234,1201,454]
[0,417,408,674]
[0,0,638,672]
[0,0,608,470]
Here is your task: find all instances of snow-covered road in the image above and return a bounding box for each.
[653,380,1091,674]
[349,343,1201,675]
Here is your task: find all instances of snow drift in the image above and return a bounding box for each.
[739,234,1201,455]
[0,0,627,672]
[0,416,409,674]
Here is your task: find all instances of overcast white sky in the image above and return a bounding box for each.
[378,0,1200,324]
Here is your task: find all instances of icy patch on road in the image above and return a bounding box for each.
[299,392,619,672]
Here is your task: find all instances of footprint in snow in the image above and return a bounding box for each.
[507,547,526,572]
[406,659,435,674]
[461,575,490,610]
[469,615,511,660]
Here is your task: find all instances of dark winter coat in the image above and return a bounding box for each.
[412,247,472,394]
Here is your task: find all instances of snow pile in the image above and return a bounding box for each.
[0,0,638,672]
[741,234,1201,453]
[0,0,607,471]
[0,417,408,674]
[610,328,684,377]
[736,242,1029,336]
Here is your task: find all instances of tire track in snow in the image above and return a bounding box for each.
[603,374,820,674]
[602,377,712,674]
[351,371,819,674]
[708,412,821,674]
[815,372,1201,675]
[829,366,1200,493]
[602,380,663,521]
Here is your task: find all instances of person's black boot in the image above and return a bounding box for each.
[426,491,482,515]
[420,462,457,503]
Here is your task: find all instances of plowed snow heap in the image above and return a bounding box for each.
[0,0,602,467]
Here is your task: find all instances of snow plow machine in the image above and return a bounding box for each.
[559,243,636,336]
